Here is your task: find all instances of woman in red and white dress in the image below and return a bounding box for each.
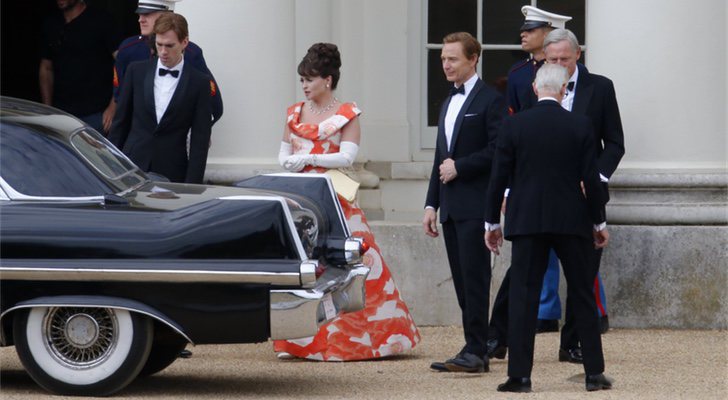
[275,43,420,361]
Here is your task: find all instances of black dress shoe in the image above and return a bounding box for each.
[179,349,193,359]
[536,319,559,333]
[430,348,465,372]
[497,377,532,392]
[444,352,488,373]
[586,373,613,391]
[599,315,610,334]
[558,347,583,363]
[486,339,507,359]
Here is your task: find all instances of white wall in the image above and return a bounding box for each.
[587,0,727,169]
[176,0,297,167]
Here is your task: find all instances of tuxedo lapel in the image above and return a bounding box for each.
[144,61,157,126]
[572,63,592,115]
[449,78,483,154]
[158,65,190,131]
[437,95,451,159]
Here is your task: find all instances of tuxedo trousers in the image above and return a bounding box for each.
[508,234,605,378]
[442,218,491,357]
[489,247,604,345]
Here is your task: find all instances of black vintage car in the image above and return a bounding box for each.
[0,97,369,396]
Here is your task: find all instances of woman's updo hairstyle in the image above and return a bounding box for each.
[297,43,342,90]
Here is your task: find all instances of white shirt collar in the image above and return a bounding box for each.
[458,73,478,96]
[568,65,579,89]
[538,96,560,103]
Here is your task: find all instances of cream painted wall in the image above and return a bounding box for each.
[587,0,727,169]
[176,0,411,169]
[176,0,297,167]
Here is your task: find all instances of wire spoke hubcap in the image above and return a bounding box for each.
[44,307,118,368]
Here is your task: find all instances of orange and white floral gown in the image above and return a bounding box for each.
[273,101,421,361]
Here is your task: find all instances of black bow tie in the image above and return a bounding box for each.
[158,68,179,78]
[449,85,465,96]
[567,81,575,91]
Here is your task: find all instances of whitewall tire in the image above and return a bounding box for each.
[13,306,153,396]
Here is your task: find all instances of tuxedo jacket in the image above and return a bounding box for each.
[425,78,506,222]
[485,100,607,239]
[109,58,212,184]
[522,63,625,179]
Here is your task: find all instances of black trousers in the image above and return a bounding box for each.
[489,246,603,348]
[507,234,604,378]
[442,218,491,357]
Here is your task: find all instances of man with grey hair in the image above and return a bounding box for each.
[537,28,625,363]
[484,63,612,393]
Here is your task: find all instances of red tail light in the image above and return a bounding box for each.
[360,239,370,255]
[315,261,326,278]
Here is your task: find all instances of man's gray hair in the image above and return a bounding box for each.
[534,64,569,94]
[543,28,580,53]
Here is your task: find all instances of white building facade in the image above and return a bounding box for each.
[177,0,727,329]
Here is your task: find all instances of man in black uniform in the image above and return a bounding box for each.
[39,0,121,133]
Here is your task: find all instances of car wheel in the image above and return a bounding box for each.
[13,306,153,396]
[138,328,188,377]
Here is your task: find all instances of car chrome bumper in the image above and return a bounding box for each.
[269,265,369,340]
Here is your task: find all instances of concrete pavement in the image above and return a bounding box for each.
[1,326,726,399]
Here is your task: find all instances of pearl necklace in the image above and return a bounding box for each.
[308,97,338,115]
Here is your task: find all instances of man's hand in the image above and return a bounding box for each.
[102,100,116,133]
[593,228,609,249]
[485,228,503,255]
[439,158,458,184]
[423,208,439,238]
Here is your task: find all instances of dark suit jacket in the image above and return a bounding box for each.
[425,78,505,222]
[109,58,212,183]
[523,63,625,179]
[485,100,607,239]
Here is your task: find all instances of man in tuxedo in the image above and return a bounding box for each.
[113,0,223,126]
[487,28,625,363]
[539,28,625,361]
[484,63,612,392]
[423,32,505,373]
[109,12,212,184]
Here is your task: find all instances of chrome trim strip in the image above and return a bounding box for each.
[0,266,300,285]
[263,173,351,236]
[1,303,193,344]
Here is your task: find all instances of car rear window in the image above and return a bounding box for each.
[1,122,114,197]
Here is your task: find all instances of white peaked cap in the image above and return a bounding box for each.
[520,5,572,31]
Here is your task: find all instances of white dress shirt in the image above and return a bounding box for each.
[561,65,579,112]
[154,58,184,123]
[444,73,478,150]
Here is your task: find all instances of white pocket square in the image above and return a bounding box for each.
[464,113,478,117]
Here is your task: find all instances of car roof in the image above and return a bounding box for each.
[1,96,85,138]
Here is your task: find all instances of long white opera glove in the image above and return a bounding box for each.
[278,141,293,167]
[278,141,306,172]
[309,141,359,168]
